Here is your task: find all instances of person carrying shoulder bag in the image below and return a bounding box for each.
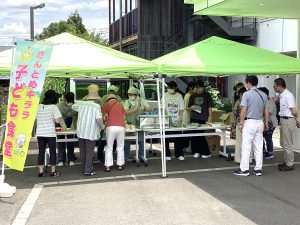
[102,94,126,172]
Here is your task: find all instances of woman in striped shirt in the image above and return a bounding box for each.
[36,90,66,177]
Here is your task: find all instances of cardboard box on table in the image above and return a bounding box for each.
[212,110,225,122]
[206,136,221,156]
[219,113,231,125]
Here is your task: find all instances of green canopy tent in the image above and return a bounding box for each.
[184,0,300,152]
[153,36,300,76]
[153,35,300,177]
[0,32,157,77]
[185,0,300,19]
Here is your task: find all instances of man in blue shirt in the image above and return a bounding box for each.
[234,76,269,176]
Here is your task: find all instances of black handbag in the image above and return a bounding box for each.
[263,119,275,136]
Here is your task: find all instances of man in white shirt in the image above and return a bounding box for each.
[274,78,300,171]
[234,76,269,177]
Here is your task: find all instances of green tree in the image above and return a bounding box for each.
[87,31,108,46]
[36,10,107,45]
[40,77,66,102]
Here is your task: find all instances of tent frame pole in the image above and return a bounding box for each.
[156,75,167,177]
[0,38,16,198]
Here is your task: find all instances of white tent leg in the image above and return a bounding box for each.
[0,38,17,198]
[156,77,167,177]
[161,77,167,177]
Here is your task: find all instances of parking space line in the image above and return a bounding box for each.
[3,147,292,171]
[12,184,44,225]
[38,161,300,187]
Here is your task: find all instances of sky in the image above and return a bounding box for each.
[0,0,111,46]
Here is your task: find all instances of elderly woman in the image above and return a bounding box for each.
[102,94,126,172]
[36,90,66,177]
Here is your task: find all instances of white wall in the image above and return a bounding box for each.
[227,19,298,100]
[256,19,300,149]
[256,19,297,52]
[255,18,297,97]
[227,75,282,100]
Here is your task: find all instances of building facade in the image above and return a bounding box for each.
[108,0,257,97]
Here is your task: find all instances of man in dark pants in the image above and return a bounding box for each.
[72,84,105,176]
[188,80,212,158]
[57,92,77,166]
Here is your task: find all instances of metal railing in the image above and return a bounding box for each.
[109,8,139,44]
[228,17,257,29]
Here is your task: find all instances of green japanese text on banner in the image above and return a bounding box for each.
[3,40,53,171]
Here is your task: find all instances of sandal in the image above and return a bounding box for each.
[38,170,46,177]
[117,166,124,171]
[50,171,60,177]
[104,166,111,172]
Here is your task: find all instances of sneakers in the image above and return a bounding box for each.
[278,163,286,168]
[264,152,274,159]
[193,153,211,158]
[57,162,64,167]
[69,161,75,166]
[233,168,250,176]
[279,165,294,171]
[84,171,96,176]
[253,170,262,176]
[177,156,185,161]
[193,153,200,158]
[183,147,191,153]
[201,154,211,159]
[166,157,172,161]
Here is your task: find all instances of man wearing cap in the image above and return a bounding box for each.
[274,78,300,171]
[72,84,105,176]
[234,76,269,177]
[101,85,121,105]
[123,86,152,162]
[97,85,120,163]
[102,94,126,171]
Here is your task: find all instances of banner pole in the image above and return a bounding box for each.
[1,124,5,176]
[0,37,16,198]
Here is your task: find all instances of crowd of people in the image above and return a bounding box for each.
[35,84,153,176]
[231,76,300,176]
[34,76,300,178]
[35,79,217,177]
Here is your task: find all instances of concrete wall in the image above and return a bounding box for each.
[227,19,298,100]
[256,19,297,53]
